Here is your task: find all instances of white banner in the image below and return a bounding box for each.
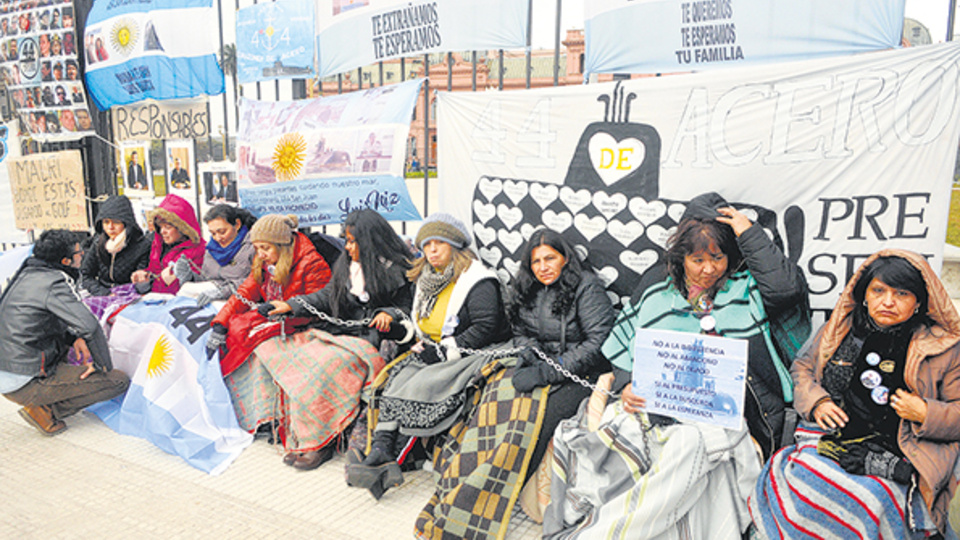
[585,0,905,75]
[315,0,528,77]
[438,44,960,311]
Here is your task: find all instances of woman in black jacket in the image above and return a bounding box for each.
[80,195,151,296]
[510,228,615,481]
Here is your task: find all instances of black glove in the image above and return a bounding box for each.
[517,348,539,369]
[206,323,228,358]
[418,344,445,365]
[513,363,552,393]
[838,441,915,484]
[256,302,275,318]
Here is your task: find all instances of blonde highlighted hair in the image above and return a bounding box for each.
[251,242,295,286]
[407,248,476,282]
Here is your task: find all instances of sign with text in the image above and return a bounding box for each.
[112,99,210,141]
[584,0,904,75]
[8,150,87,231]
[315,0,528,77]
[437,43,960,311]
[237,78,423,225]
[632,328,747,429]
[237,0,315,84]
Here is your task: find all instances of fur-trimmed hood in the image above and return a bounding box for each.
[145,194,201,244]
[815,248,960,390]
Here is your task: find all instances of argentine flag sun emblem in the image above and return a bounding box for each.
[146,334,174,378]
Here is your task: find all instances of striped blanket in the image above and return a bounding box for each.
[414,358,548,540]
[749,423,942,540]
[544,403,760,540]
[225,329,384,453]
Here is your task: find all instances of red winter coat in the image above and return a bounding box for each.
[145,194,204,294]
[214,232,331,375]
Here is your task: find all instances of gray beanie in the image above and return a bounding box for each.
[416,213,471,249]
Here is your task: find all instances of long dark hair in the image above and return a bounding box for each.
[851,256,931,335]
[665,218,742,298]
[328,209,412,317]
[510,228,584,319]
[202,204,257,230]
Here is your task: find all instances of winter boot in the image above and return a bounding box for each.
[346,429,404,499]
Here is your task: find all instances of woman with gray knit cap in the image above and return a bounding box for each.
[346,212,510,499]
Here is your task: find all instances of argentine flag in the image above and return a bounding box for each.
[89,297,252,475]
[83,0,224,110]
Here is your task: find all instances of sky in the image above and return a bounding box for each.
[529,0,955,48]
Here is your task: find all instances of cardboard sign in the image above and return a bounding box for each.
[632,328,747,429]
[7,150,87,231]
[112,99,210,141]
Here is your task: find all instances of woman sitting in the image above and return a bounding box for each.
[347,213,510,498]
[511,228,615,478]
[750,250,960,539]
[80,195,151,296]
[544,192,811,539]
[130,194,204,295]
[207,214,331,377]
[173,204,257,305]
[241,209,415,470]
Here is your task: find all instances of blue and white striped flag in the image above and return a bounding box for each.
[83,0,224,110]
[89,297,252,475]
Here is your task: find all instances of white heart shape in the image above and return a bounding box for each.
[646,224,676,250]
[588,132,646,186]
[497,268,512,284]
[574,214,606,241]
[574,245,589,261]
[503,180,529,205]
[620,249,659,275]
[496,204,523,230]
[560,187,592,214]
[503,258,521,276]
[597,266,619,287]
[479,246,503,266]
[738,207,759,222]
[473,223,496,246]
[478,177,503,202]
[520,223,537,240]
[629,198,666,225]
[529,183,559,209]
[498,229,524,254]
[592,192,628,220]
[607,219,644,247]
[473,200,496,224]
[542,210,573,233]
[668,203,686,223]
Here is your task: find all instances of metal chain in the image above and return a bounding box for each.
[180,255,618,398]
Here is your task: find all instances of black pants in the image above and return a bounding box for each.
[524,380,592,485]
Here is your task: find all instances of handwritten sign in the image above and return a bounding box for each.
[632,328,747,430]
[112,99,210,141]
[7,150,87,231]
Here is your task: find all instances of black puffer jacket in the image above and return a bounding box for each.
[289,261,415,348]
[80,196,152,296]
[513,272,615,383]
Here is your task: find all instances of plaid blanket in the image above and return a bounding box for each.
[749,423,942,540]
[226,329,384,453]
[414,358,548,540]
[68,284,140,365]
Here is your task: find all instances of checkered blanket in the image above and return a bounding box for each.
[414,358,548,540]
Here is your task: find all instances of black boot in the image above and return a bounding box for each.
[346,429,404,500]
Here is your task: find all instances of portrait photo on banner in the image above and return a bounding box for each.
[165,139,195,195]
[120,140,153,198]
[200,161,238,206]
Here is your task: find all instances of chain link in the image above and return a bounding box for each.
[180,256,617,398]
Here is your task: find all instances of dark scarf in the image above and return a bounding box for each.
[414,263,455,320]
[206,225,248,267]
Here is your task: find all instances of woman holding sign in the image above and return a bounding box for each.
[749,250,960,539]
[543,192,811,539]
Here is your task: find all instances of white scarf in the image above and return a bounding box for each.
[349,261,369,302]
[105,229,127,255]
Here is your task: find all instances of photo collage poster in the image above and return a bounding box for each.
[0,0,94,141]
